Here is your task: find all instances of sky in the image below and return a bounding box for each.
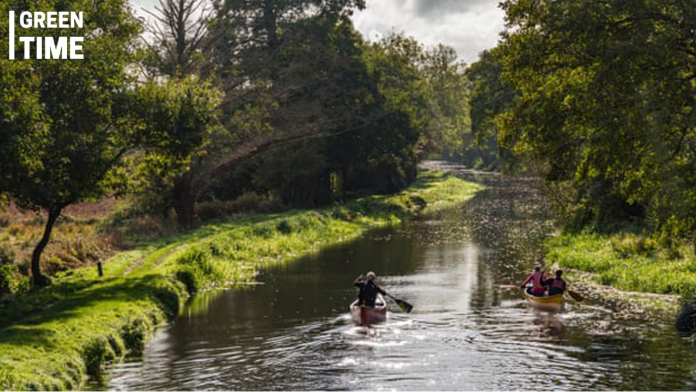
[129,0,505,65]
[352,0,505,64]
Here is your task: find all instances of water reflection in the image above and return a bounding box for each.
[108,167,696,390]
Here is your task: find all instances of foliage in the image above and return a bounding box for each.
[546,232,696,295]
[493,0,696,243]
[466,48,518,171]
[0,0,142,211]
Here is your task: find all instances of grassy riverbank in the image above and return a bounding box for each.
[545,232,694,317]
[0,170,482,390]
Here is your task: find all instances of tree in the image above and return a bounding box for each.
[466,48,518,170]
[143,0,212,78]
[420,44,470,160]
[0,0,142,285]
[496,0,696,238]
[148,1,379,226]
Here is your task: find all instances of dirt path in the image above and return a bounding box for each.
[123,243,190,276]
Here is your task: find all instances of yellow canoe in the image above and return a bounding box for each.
[524,290,563,311]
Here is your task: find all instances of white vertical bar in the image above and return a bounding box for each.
[9,11,15,60]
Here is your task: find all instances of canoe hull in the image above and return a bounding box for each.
[350,294,387,325]
[524,290,564,311]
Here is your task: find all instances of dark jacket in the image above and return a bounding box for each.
[546,277,566,295]
[354,277,386,307]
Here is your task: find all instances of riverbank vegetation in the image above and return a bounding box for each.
[465,0,696,309]
[0,170,481,390]
[547,233,696,296]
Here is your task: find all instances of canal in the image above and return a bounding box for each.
[108,165,696,390]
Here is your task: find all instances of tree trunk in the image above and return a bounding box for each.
[173,175,197,228]
[31,206,62,287]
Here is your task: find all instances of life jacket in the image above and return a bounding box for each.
[524,271,545,293]
[358,281,380,306]
[550,278,566,290]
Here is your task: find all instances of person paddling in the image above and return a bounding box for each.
[354,271,387,307]
[545,270,567,296]
[521,265,546,297]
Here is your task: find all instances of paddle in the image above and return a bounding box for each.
[499,284,522,290]
[385,293,413,313]
[567,289,584,302]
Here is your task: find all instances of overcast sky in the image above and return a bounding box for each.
[352,0,505,64]
[129,0,505,64]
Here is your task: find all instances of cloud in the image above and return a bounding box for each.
[411,0,494,17]
[352,0,504,64]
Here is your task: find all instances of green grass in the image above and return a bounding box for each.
[546,232,696,296]
[0,169,482,390]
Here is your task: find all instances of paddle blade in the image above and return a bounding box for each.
[568,290,584,302]
[395,298,413,313]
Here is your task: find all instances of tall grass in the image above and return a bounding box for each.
[546,232,696,295]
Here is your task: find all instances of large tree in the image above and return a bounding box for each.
[0,0,220,285]
[0,0,143,285]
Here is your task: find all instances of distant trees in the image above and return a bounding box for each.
[474,0,696,242]
[466,48,517,171]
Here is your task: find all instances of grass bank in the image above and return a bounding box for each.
[545,232,694,318]
[0,170,482,390]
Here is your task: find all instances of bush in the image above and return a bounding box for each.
[196,193,266,221]
[0,265,29,298]
[175,269,196,294]
[120,317,149,357]
[83,337,111,381]
[276,220,292,234]
[0,244,14,265]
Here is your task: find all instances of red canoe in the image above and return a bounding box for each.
[350,294,387,325]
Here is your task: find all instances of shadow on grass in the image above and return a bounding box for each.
[0,274,176,346]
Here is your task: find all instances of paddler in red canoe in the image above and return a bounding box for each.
[354,271,387,307]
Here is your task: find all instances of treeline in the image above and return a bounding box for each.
[0,0,472,286]
[467,0,696,247]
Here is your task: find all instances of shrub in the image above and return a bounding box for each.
[107,334,125,358]
[276,220,292,234]
[152,283,183,316]
[120,317,150,357]
[196,193,266,222]
[231,192,262,211]
[196,200,231,221]
[175,269,197,294]
[83,337,111,381]
[0,265,29,298]
[0,244,14,265]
